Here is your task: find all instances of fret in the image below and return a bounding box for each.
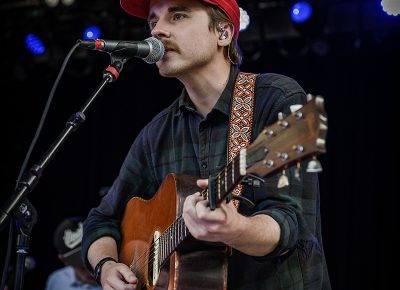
[218,174,221,200]
[159,235,162,263]
[232,161,235,185]
[161,234,164,263]
[224,167,228,193]
[171,224,174,250]
[167,228,171,256]
[170,224,174,250]
[174,222,178,248]
[181,219,184,241]
[178,218,181,242]
[184,218,188,236]
[169,228,173,253]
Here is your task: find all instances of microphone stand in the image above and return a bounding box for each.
[0,55,128,290]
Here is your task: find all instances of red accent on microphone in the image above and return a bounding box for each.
[95,39,104,50]
[105,66,120,80]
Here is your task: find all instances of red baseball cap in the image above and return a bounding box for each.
[120,0,240,39]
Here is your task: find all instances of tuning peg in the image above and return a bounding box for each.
[294,162,301,181]
[277,170,289,188]
[277,112,289,128]
[306,156,323,173]
[307,93,313,102]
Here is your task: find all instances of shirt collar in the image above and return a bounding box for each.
[177,65,240,117]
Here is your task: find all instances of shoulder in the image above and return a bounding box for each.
[255,72,306,97]
[45,266,74,290]
[247,72,308,128]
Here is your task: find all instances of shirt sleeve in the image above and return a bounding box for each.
[243,73,322,260]
[81,126,158,270]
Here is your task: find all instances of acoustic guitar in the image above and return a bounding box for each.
[119,94,328,290]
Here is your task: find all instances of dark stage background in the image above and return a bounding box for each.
[1,0,399,289]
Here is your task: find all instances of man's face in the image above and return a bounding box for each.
[148,0,220,78]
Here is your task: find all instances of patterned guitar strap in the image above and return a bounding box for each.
[228,72,258,209]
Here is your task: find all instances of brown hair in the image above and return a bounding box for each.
[204,5,243,66]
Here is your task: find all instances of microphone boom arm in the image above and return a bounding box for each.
[0,59,125,230]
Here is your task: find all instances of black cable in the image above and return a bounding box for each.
[0,42,80,290]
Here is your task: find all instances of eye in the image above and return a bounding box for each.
[172,13,186,21]
[149,20,158,29]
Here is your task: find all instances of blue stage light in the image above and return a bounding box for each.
[25,34,46,55]
[82,25,102,40]
[291,1,313,23]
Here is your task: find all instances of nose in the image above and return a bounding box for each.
[150,21,171,39]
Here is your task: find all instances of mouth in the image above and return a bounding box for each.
[164,48,175,53]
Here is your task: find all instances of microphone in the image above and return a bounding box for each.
[77,37,164,64]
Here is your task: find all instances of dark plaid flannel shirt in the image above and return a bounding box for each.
[82,66,331,290]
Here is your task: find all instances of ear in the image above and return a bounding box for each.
[217,22,234,47]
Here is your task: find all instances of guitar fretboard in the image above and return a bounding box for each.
[159,215,188,264]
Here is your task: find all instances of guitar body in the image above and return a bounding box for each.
[120,173,228,290]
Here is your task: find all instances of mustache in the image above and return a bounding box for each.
[162,40,179,52]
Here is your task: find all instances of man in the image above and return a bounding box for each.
[46,217,101,290]
[82,0,331,289]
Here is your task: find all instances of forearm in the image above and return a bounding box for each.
[225,214,280,257]
[87,236,119,270]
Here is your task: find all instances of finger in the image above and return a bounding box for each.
[196,179,208,189]
[183,195,203,221]
[119,267,137,284]
[105,264,137,290]
[184,193,204,209]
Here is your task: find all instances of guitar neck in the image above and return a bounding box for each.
[158,215,188,264]
[208,152,246,209]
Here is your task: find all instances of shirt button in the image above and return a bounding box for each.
[201,162,208,169]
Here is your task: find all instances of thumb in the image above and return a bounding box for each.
[119,266,137,284]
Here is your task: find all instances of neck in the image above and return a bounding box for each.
[178,59,231,117]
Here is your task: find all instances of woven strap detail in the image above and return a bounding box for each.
[228,72,257,208]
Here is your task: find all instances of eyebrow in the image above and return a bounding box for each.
[148,5,192,22]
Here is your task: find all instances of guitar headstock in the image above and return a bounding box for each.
[207,94,328,210]
[245,94,327,178]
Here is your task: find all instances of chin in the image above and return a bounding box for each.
[157,63,182,78]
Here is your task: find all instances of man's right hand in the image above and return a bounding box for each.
[100,260,138,290]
